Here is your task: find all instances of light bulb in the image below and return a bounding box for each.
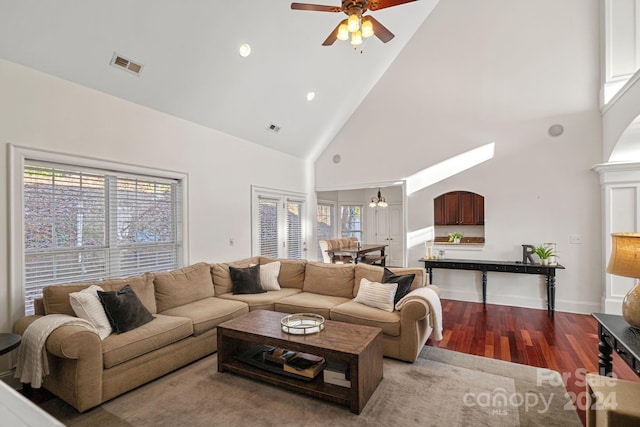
[361,19,374,38]
[347,14,359,32]
[351,30,363,46]
[238,44,251,57]
[337,23,349,41]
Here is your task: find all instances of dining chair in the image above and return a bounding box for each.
[318,240,332,263]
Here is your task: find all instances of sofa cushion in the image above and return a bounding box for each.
[230,265,266,295]
[382,268,415,305]
[274,292,351,319]
[69,285,113,340]
[210,257,260,295]
[98,285,155,334]
[354,264,425,297]
[101,313,193,368]
[159,297,249,336]
[43,273,156,316]
[153,262,215,312]
[353,278,397,312]
[330,300,401,336]
[302,262,354,298]
[260,257,307,289]
[217,288,301,311]
[250,261,281,291]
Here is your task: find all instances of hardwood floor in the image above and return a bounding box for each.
[425,299,640,426]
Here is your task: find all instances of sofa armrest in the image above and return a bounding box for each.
[398,298,429,321]
[13,315,104,412]
[13,314,44,335]
[45,325,102,360]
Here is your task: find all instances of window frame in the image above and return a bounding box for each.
[339,202,364,242]
[251,186,307,259]
[8,144,189,322]
[316,200,337,261]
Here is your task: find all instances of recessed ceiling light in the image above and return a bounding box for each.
[306,92,315,101]
[239,43,251,57]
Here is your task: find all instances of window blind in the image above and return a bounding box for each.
[23,162,182,314]
[254,188,306,259]
[286,199,303,258]
[258,197,279,258]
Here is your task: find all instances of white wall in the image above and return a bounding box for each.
[316,0,603,313]
[0,59,310,372]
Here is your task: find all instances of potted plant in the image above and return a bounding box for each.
[533,245,558,265]
[448,232,463,244]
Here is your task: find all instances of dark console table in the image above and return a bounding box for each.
[592,313,640,377]
[420,258,565,314]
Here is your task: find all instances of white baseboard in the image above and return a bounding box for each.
[439,289,601,314]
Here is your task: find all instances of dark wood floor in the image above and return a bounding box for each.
[425,299,640,426]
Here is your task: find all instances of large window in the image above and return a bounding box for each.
[340,205,363,242]
[12,148,186,316]
[316,201,336,261]
[253,187,306,259]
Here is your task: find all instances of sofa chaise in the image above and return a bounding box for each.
[13,256,441,412]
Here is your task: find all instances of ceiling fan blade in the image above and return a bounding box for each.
[367,0,418,11]
[322,19,347,46]
[367,15,395,43]
[291,3,342,12]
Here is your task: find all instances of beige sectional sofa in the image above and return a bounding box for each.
[13,256,440,412]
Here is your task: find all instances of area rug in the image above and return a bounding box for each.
[39,347,581,426]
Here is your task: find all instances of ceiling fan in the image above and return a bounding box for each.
[291,0,419,47]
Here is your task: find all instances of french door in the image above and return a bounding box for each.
[252,187,306,259]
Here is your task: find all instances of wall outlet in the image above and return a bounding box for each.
[570,235,581,244]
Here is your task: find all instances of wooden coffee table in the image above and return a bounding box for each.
[217,310,383,414]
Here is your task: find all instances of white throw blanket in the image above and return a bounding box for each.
[14,314,98,388]
[395,286,443,341]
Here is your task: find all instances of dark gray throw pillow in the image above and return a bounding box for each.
[229,264,266,295]
[382,268,415,306]
[97,284,154,334]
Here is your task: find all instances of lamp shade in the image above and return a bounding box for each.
[607,232,640,278]
[337,23,349,41]
[361,18,374,38]
[608,232,640,329]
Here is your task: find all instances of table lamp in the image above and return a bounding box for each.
[607,232,640,329]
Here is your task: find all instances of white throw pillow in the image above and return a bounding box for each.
[353,278,398,312]
[250,262,281,291]
[69,284,113,340]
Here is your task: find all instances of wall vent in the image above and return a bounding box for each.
[267,123,281,133]
[110,52,144,76]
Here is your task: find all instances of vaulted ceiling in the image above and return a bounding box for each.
[0,0,439,160]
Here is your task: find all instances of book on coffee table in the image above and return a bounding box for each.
[283,360,326,379]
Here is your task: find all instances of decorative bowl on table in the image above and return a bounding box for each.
[281,313,325,335]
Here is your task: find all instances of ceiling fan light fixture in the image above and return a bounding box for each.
[361,18,374,38]
[337,23,349,40]
[351,30,363,46]
[347,13,359,32]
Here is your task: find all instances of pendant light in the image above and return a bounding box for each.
[369,188,388,207]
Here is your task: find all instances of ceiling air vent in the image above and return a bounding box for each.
[110,52,144,76]
[267,123,281,133]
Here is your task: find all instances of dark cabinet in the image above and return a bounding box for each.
[434,191,484,225]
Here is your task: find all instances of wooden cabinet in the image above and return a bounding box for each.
[434,191,484,225]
